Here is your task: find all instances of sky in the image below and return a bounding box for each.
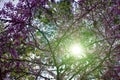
[0,0,18,9]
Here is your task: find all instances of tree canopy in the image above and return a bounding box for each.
[0,0,120,80]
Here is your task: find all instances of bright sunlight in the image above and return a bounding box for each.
[70,44,85,58]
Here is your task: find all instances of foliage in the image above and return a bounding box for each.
[0,0,120,80]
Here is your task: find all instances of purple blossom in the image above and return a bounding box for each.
[112,24,120,30]
[0,0,49,58]
[110,0,120,15]
[111,6,120,15]
[78,0,85,4]
[4,1,14,10]
[0,0,50,79]
[10,48,18,58]
[117,0,120,6]
[51,0,55,3]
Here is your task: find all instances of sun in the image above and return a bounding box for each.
[70,44,85,58]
